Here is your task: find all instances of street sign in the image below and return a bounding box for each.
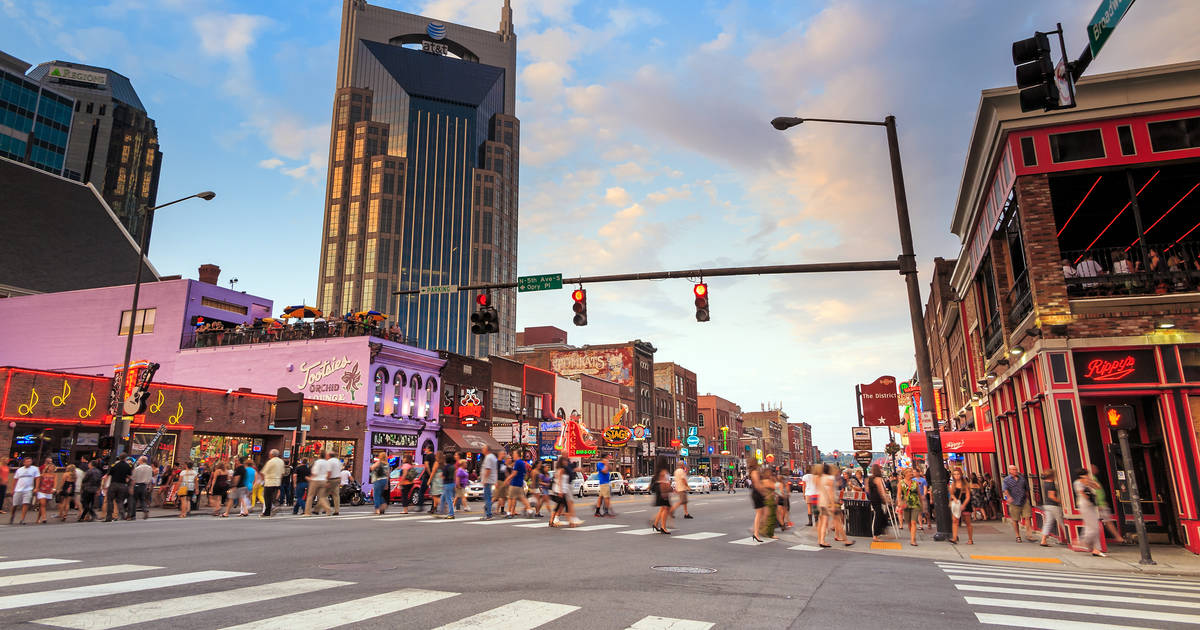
[854,451,873,467]
[860,376,900,426]
[1087,0,1135,57]
[517,274,563,292]
[851,427,872,451]
[419,284,458,296]
[920,411,934,432]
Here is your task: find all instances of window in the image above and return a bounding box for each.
[1148,116,1200,152]
[1020,136,1037,167]
[410,375,423,418]
[425,378,437,417]
[367,200,379,232]
[200,297,248,315]
[86,102,92,114]
[373,367,388,414]
[364,239,377,271]
[345,241,358,271]
[328,205,340,237]
[348,202,360,235]
[1049,129,1105,163]
[324,243,338,277]
[1117,125,1136,155]
[392,371,406,415]
[119,308,156,335]
[98,105,105,116]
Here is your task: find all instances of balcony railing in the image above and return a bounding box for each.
[1006,270,1033,328]
[983,310,1004,357]
[1061,242,1200,298]
[182,320,406,350]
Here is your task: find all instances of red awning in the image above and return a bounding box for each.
[906,431,995,455]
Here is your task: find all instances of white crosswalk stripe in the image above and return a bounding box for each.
[619,528,660,535]
[0,570,250,611]
[626,616,715,630]
[419,516,482,523]
[729,537,774,545]
[0,558,79,571]
[565,523,627,532]
[787,544,824,551]
[0,564,156,588]
[937,561,1200,628]
[220,588,458,630]
[672,532,724,541]
[432,599,580,629]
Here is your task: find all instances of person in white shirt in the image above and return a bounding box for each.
[326,453,344,515]
[670,462,692,519]
[9,458,38,524]
[339,468,352,487]
[802,466,821,526]
[305,454,331,516]
[1075,254,1104,289]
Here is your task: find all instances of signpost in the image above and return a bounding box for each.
[859,376,901,427]
[419,284,458,296]
[851,427,872,451]
[1087,0,1135,57]
[517,274,563,292]
[854,451,873,469]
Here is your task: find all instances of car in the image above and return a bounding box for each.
[686,475,712,494]
[628,476,652,494]
[580,472,627,496]
[388,465,425,502]
[709,476,726,492]
[790,477,803,492]
[465,482,484,500]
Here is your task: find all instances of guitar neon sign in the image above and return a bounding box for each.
[1083,356,1136,381]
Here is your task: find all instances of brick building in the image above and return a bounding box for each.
[697,394,742,475]
[788,422,813,472]
[654,362,699,468]
[743,407,787,466]
[921,61,1200,554]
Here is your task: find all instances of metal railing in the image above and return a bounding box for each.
[983,310,1004,358]
[1006,270,1033,328]
[1061,242,1200,298]
[182,321,407,349]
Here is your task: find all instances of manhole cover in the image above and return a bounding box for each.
[651,565,717,574]
[318,563,397,571]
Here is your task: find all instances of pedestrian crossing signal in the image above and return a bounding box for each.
[1104,404,1136,431]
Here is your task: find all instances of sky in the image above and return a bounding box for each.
[4,0,1199,454]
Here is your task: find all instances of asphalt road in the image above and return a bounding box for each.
[1,491,1196,628]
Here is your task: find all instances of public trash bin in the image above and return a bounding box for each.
[844,499,872,537]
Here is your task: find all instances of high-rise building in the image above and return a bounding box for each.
[26,59,163,240]
[318,0,519,358]
[0,51,74,180]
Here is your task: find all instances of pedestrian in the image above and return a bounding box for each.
[775,471,791,530]
[56,463,76,522]
[504,452,533,518]
[370,454,390,515]
[761,468,778,539]
[528,461,546,517]
[8,457,37,524]
[261,450,285,517]
[549,456,573,528]
[896,468,921,546]
[1002,465,1032,542]
[209,461,229,515]
[226,458,246,517]
[1089,464,1128,544]
[726,470,735,494]
[747,459,766,541]
[0,459,8,516]
[948,467,974,545]
[914,465,929,531]
[129,456,153,520]
[398,455,416,514]
[35,457,57,524]
[671,461,692,520]
[326,452,344,516]
[104,456,132,522]
[178,462,197,518]
[651,456,673,534]
[817,464,854,547]
[594,456,615,518]
[292,458,310,515]
[454,456,470,513]
[440,452,457,519]
[72,457,86,514]
[1072,467,1106,557]
[417,445,435,513]
[494,454,511,516]
[478,446,497,520]
[427,452,445,515]
[802,464,820,526]
[79,460,101,522]
[305,453,331,516]
[243,459,259,516]
[1038,470,1063,547]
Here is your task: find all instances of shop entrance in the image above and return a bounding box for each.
[9,424,104,466]
[1081,396,1180,545]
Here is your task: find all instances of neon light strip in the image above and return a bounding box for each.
[1056,175,1101,238]
[2,367,110,382]
[1168,217,1200,248]
[1076,200,1133,264]
[1126,177,1196,249]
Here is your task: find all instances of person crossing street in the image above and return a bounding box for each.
[305,453,331,516]
[129,457,153,520]
[260,450,284,517]
[671,461,692,520]
[504,451,533,518]
[479,446,498,520]
[594,456,616,518]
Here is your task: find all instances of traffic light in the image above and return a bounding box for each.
[470,294,499,334]
[1104,404,1136,431]
[693,282,710,322]
[1012,32,1060,112]
[571,288,587,326]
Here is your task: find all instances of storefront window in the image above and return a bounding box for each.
[298,439,356,470]
[374,367,388,414]
[132,431,178,466]
[410,375,422,418]
[190,434,263,466]
[393,371,406,416]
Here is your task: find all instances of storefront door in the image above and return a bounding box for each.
[1106,441,1179,544]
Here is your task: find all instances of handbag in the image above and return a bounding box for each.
[950,498,962,519]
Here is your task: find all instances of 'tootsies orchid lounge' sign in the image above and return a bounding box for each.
[297,356,363,402]
[1073,349,1157,385]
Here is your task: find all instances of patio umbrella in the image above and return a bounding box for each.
[282,305,323,319]
[354,310,387,322]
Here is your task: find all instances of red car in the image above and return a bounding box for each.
[389,465,425,502]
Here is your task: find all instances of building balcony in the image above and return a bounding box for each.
[1061,243,1200,299]
[182,320,406,350]
[1006,270,1034,329]
[982,311,1004,358]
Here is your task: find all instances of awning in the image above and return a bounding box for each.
[906,431,995,455]
[441,429,504,453]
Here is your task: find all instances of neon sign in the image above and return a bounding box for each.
[631,424,648,441]
[1083,356,1136,381]
[604,425,631,447]
[459,388,484,426]
[17,389,39,416]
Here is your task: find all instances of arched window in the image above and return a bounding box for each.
[373,367,388,414]
[410,374,422,418]
[392,371,406,416]
[425,378,437,417]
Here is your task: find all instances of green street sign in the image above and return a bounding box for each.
[517,273,563,292]
[1087,0,1135,57]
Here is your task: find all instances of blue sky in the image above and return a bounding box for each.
[4,0,1198,453]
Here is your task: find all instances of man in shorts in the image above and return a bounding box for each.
[504,451,533,518]
[9,458,38,524]
[802,465,820,526]
[1002,465,1033,541]
[594,456,616,518]
[671,461,692,519]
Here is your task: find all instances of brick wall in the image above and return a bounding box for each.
[1016,173,1071,321]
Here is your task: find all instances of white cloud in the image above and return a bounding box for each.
[258,158,284,169]
[645,186,691,205]
[604,187,631,207]
[193,13,272,60]
[699,31,734,53]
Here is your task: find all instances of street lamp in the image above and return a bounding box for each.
[113,191,216,453]
[771,114,952,541]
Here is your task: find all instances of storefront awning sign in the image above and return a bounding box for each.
[372,431,418,448]
[442,429,504,452]
[906,431,995,455]
[604,424,631,447]
[860,375,900,426]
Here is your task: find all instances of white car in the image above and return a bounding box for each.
[628,476,652,494]
[466,482,484,500]
[580,472,627,497]
[686,476,712,494]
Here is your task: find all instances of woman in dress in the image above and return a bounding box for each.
[56,464,76,522]
[895,468,921,546]
[1073,468,1106,557]
[36,458,56,524]
[209,461,229,516]
[549,457,574,527]
[747,459,766,542]
[774,471,791,531]
[397,455,415,513]
[650,456,673,534]
[949,467,974,544]
[178,461,198,517]
[531,461,550,518]
[867,464,890,542]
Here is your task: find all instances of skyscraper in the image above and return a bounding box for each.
[0,51,74,180]
[25,59,162,240]
[318,0,518,358]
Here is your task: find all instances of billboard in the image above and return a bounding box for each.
[549,348,634,387]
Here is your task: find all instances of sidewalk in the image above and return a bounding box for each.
[781,518,1200,578]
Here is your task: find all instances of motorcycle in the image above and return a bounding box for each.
[340,480,366,507]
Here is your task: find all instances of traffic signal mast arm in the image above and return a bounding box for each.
[394,259,904,296]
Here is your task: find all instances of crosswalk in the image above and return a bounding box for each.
[0,556,716,629]
[937,560,1200,628]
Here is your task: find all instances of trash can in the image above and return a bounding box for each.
[844,499,872,537]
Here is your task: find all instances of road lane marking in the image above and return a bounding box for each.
[729,537,775,546]
[468,518,525,525]
[565,524,627,532]
[33,578,350,629]
[626,615,715,629]
[418,516,482,523]
[0,559,79,571]
[672,532,724,541]
[514,522,553,528]
[937,564,1200,590]
[0,565,157,588]
[788,545,824,551]
[947,574,1200,599]
[433,600,579,629]
[974,612,1147,630]
[956,584,1199,609]
[0,571,250,611]
[963,596,1200,624]
[968,554,1062,564]
[219,588,458,630]
[870,542,902,550]
[619,528,659,535]
[625,509,647,514]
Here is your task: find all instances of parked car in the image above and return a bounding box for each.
[628,476,652,494]
[709,476,726,492]
[686,476,712,494]
[571,473,586,497]
[465,482,484,500]
[389,465,425,502]
[581,472,627,496]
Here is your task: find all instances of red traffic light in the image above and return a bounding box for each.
[476,294,489,306]
[694,283,708,297]
[572,289,586,302]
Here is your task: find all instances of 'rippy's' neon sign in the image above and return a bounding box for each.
[1083,356,1136,381]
